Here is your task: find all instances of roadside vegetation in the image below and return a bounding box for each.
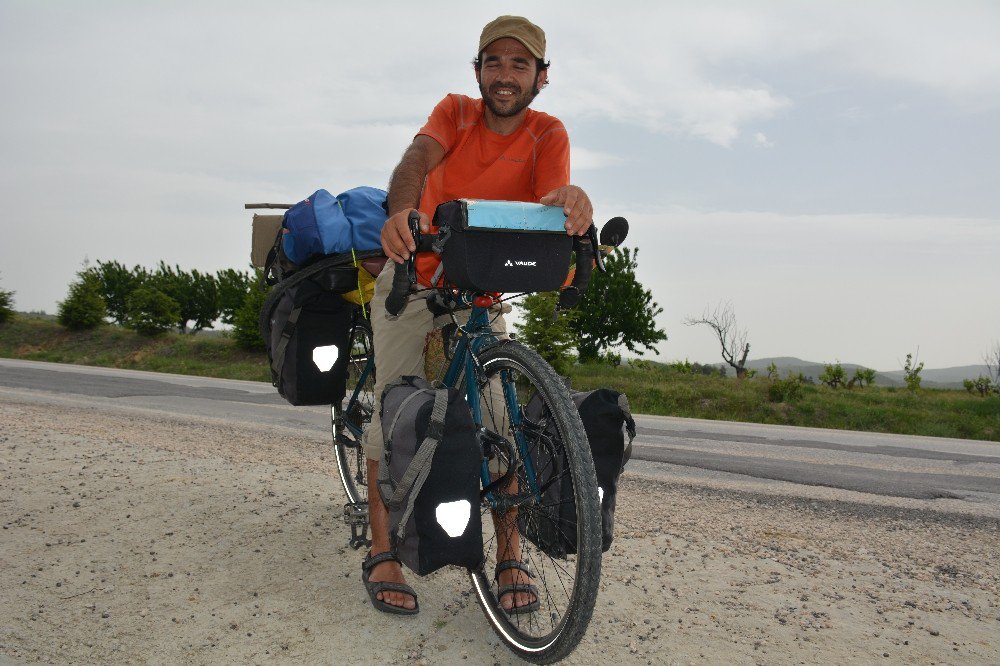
[2,314,998,442]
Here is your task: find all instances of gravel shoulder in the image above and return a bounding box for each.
[1,395,998,665]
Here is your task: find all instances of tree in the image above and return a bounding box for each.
[232,271,270,351]
[851,367,876,388]
[0,275,14,324]
[685,301,751,378]
[216,268,252,325]
[902,352,924,391]
[124,286,180,336]
[514,291,579,376]
[819,362,846,388]
[91,260,148,325]
[985,341,1000,388]
[149,262,219,333]
[58,271,106,330]
[569,247,666,363]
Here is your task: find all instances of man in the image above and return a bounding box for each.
[362,15,593,615]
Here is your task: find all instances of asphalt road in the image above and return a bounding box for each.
[3,357,999,515]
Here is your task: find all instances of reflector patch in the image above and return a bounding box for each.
[312,345,340,372]
[598,486,604,504]
[435,500,471,537]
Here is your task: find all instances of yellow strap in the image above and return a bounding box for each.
[352,248,367,318]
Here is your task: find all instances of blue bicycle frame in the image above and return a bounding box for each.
[439,301,541,505]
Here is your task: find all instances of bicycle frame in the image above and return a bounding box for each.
[439,301,542,506]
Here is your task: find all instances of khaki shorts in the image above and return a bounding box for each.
[363,262,509,462]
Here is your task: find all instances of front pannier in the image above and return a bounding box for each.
[518,389,636,558]
[259,258,358,406]
[378,377,484,576]
[434,199,572,293]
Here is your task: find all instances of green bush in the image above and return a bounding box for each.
[513,291,578,376]
[0,281,14,324]
[768,374,803,403]
[58,272,106,330]
[91,260,149,326]
[903,353,924,391]
[125,286,181,336]
[231,276,270,351]
[964,376,996,397]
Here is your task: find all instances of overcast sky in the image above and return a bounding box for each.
[2,1,998,371]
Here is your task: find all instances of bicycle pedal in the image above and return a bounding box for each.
[343,501,371,550]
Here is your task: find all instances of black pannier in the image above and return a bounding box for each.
[518,388,636,558]
[434,199,572,293]
[377,377,484,576]
[258,256,359,406]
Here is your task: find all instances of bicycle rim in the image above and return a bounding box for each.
[334,319,374,504]
[469,341,602,664]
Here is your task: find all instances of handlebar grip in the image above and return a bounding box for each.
[558,238,595,310]
[385,259,412,317]
[384,210,422,318]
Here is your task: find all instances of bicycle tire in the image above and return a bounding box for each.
[334,318,374,504]
[468,340,602,664]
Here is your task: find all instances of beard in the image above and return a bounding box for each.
[479,79,541,118]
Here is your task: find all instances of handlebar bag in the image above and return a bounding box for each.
[518,388,636,558]
[259,259,358,406]
[434,199,572,293]
[377,376,484,576]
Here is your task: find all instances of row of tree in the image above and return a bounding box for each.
[55,260,264,340]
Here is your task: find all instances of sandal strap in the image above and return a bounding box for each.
[498,583,538,597]
[362,550,401,572]
[368,580,418,601]
[495,559,532,578]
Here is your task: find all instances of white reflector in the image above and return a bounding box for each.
[312,345,340,372]
[435,499,471,537]
[598,486,604,504]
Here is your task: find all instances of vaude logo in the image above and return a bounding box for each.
[504,259,536,267]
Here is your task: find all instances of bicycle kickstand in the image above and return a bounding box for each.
[343,501,372,550]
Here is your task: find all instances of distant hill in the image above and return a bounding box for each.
[746,357,989,389]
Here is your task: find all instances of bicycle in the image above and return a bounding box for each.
[334,210,628,664]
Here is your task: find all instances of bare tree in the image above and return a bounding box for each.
[985,341,1000,386]
[685,301,751,378]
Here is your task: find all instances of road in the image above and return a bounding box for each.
[2,357,998,515]
[3,357,999,664]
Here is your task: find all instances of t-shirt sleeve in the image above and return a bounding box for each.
[532,121,571,200]
[416,95,459,154]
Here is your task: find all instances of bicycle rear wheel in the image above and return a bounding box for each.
[334,317,374,504]
[469,340,602,664]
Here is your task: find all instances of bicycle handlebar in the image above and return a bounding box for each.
[384,213,630,318]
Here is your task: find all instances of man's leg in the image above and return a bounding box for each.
[362,263,432,611]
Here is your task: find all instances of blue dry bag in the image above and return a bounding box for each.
[282,186,388,265]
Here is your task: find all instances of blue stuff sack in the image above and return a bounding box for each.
[281,186,388,265]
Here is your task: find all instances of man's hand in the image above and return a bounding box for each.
[381,208,431,264]
[540,185,593,236]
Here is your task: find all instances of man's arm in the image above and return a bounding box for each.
[381,135,445,263]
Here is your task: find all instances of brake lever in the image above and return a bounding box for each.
[406,210,421,284]
[588,224,606,273]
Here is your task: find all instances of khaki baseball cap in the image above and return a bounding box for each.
[478,15,546,60]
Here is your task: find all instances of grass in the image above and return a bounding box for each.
[2,314,998,441]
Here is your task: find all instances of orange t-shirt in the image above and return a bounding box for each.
[414,94,571,286]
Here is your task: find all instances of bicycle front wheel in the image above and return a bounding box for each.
[469,340,602,664]
[334,317,374,505]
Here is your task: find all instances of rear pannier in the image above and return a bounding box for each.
[434,199,572,293]
[377,377,484,576]
[258,257,360,406]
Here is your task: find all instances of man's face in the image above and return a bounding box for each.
[476,37,546,119]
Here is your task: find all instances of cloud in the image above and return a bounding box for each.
[753,132,774,148]
[571,147,625,171]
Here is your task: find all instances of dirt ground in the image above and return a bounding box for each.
[1,396,998,665]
